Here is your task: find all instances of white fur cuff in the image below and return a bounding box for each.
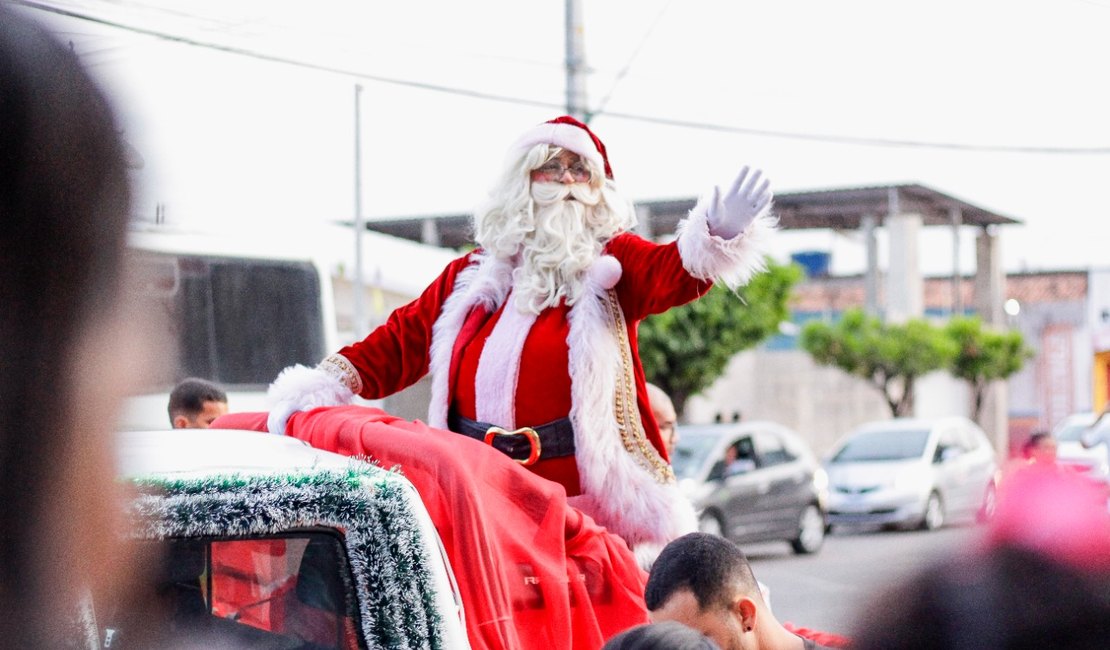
[266,363,356,435]
[676,197,778,290]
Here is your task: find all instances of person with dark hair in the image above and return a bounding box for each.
[168,377,229,429]
[646,533,845,650]
[0,5,137,647]
[603,621,722,650]
[1021,430,1057,464]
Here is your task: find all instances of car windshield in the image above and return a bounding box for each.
[671,431,722,479]
[831,429,931,462]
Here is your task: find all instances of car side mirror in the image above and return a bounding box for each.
[708,461,726,481]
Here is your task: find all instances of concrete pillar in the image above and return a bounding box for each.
[975,225,1009,454]
[885,205,924,323]
[862,213,880,316]
[950,206,963,316]
[635,204,654,240]
[421,218,441,247]
[975,227,1005,326]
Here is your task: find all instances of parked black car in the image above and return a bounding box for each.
[671,421,829,554]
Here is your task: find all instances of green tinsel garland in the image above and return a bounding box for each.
[124,464,446,650]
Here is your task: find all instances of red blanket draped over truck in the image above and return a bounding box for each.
[213,406,650,649]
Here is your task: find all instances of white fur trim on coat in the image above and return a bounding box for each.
[474,298,537,427]
[676,195,778,290]
[426,254,514,429]
[266,363,355,435]
[564,281,698,549]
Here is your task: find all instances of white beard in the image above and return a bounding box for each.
[512,182,605,314]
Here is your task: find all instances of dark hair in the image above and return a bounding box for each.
[645,533,760,612]
[1022,431,1052,457]
[168,377,229,421]
[850,545,1110,650]
[603,622,722,650]
[0,6,132,646]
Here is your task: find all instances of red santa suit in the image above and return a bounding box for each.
[268,116,777,551]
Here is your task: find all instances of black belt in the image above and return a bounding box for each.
[447,411,576,466]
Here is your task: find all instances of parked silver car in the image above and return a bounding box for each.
[824,416,998,531]
[1052,411,1110,484]
[672,421,828,554]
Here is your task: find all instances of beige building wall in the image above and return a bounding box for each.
[684,349,891,457]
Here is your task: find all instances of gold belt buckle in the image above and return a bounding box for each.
[485,426,542,466]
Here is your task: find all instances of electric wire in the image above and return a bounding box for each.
[14,0,1110,156]
[589,0,673,122]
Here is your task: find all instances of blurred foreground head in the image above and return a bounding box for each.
[0,5,133,646]
[851,464,1110,649]
[603,621,722,649]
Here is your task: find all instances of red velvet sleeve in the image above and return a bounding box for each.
[336,253,475,399]
[605,233,712,322]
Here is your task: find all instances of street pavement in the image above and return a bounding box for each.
[742,522,981,637]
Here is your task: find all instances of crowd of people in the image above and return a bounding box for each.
[5,5,1110,648]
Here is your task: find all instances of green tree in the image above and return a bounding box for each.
[639,260,801,417]
[946,316,1034,420]
[800,308,957,416]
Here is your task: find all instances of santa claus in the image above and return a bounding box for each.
[267,115,776,556]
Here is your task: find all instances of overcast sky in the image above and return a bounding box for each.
[21,0,1110,275]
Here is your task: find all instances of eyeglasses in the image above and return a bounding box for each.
[532,160,592,183]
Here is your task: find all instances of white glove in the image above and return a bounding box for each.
[266,363,355,436]
[706,166,772,240]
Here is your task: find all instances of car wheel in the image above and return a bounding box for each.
[920,491,945,531]
[976,483,997,524]
[790,504,826,554]
[698,511,725,538]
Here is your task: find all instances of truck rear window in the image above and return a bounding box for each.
[98,533,363,649]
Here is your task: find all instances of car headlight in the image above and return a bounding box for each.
[812,467,828,493]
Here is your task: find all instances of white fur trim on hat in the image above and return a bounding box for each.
[511,121,605,173]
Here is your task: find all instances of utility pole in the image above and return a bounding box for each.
[352,84,366,337]
[565,0,588,120]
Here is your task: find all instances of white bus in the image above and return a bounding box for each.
[120,225,339,430]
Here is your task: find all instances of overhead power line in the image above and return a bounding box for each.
[16,0,1110,156]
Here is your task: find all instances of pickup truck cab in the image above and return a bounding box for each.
[87,429,468,649]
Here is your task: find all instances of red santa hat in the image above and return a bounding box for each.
[510,115,614,179]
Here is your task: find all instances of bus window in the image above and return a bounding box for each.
[134,252,326,390]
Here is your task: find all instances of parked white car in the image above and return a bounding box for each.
[823,417,998,531]
[1052,411,1110,484]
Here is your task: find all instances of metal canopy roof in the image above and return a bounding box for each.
[362,183,1020,250]
[771,184,1020,230]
